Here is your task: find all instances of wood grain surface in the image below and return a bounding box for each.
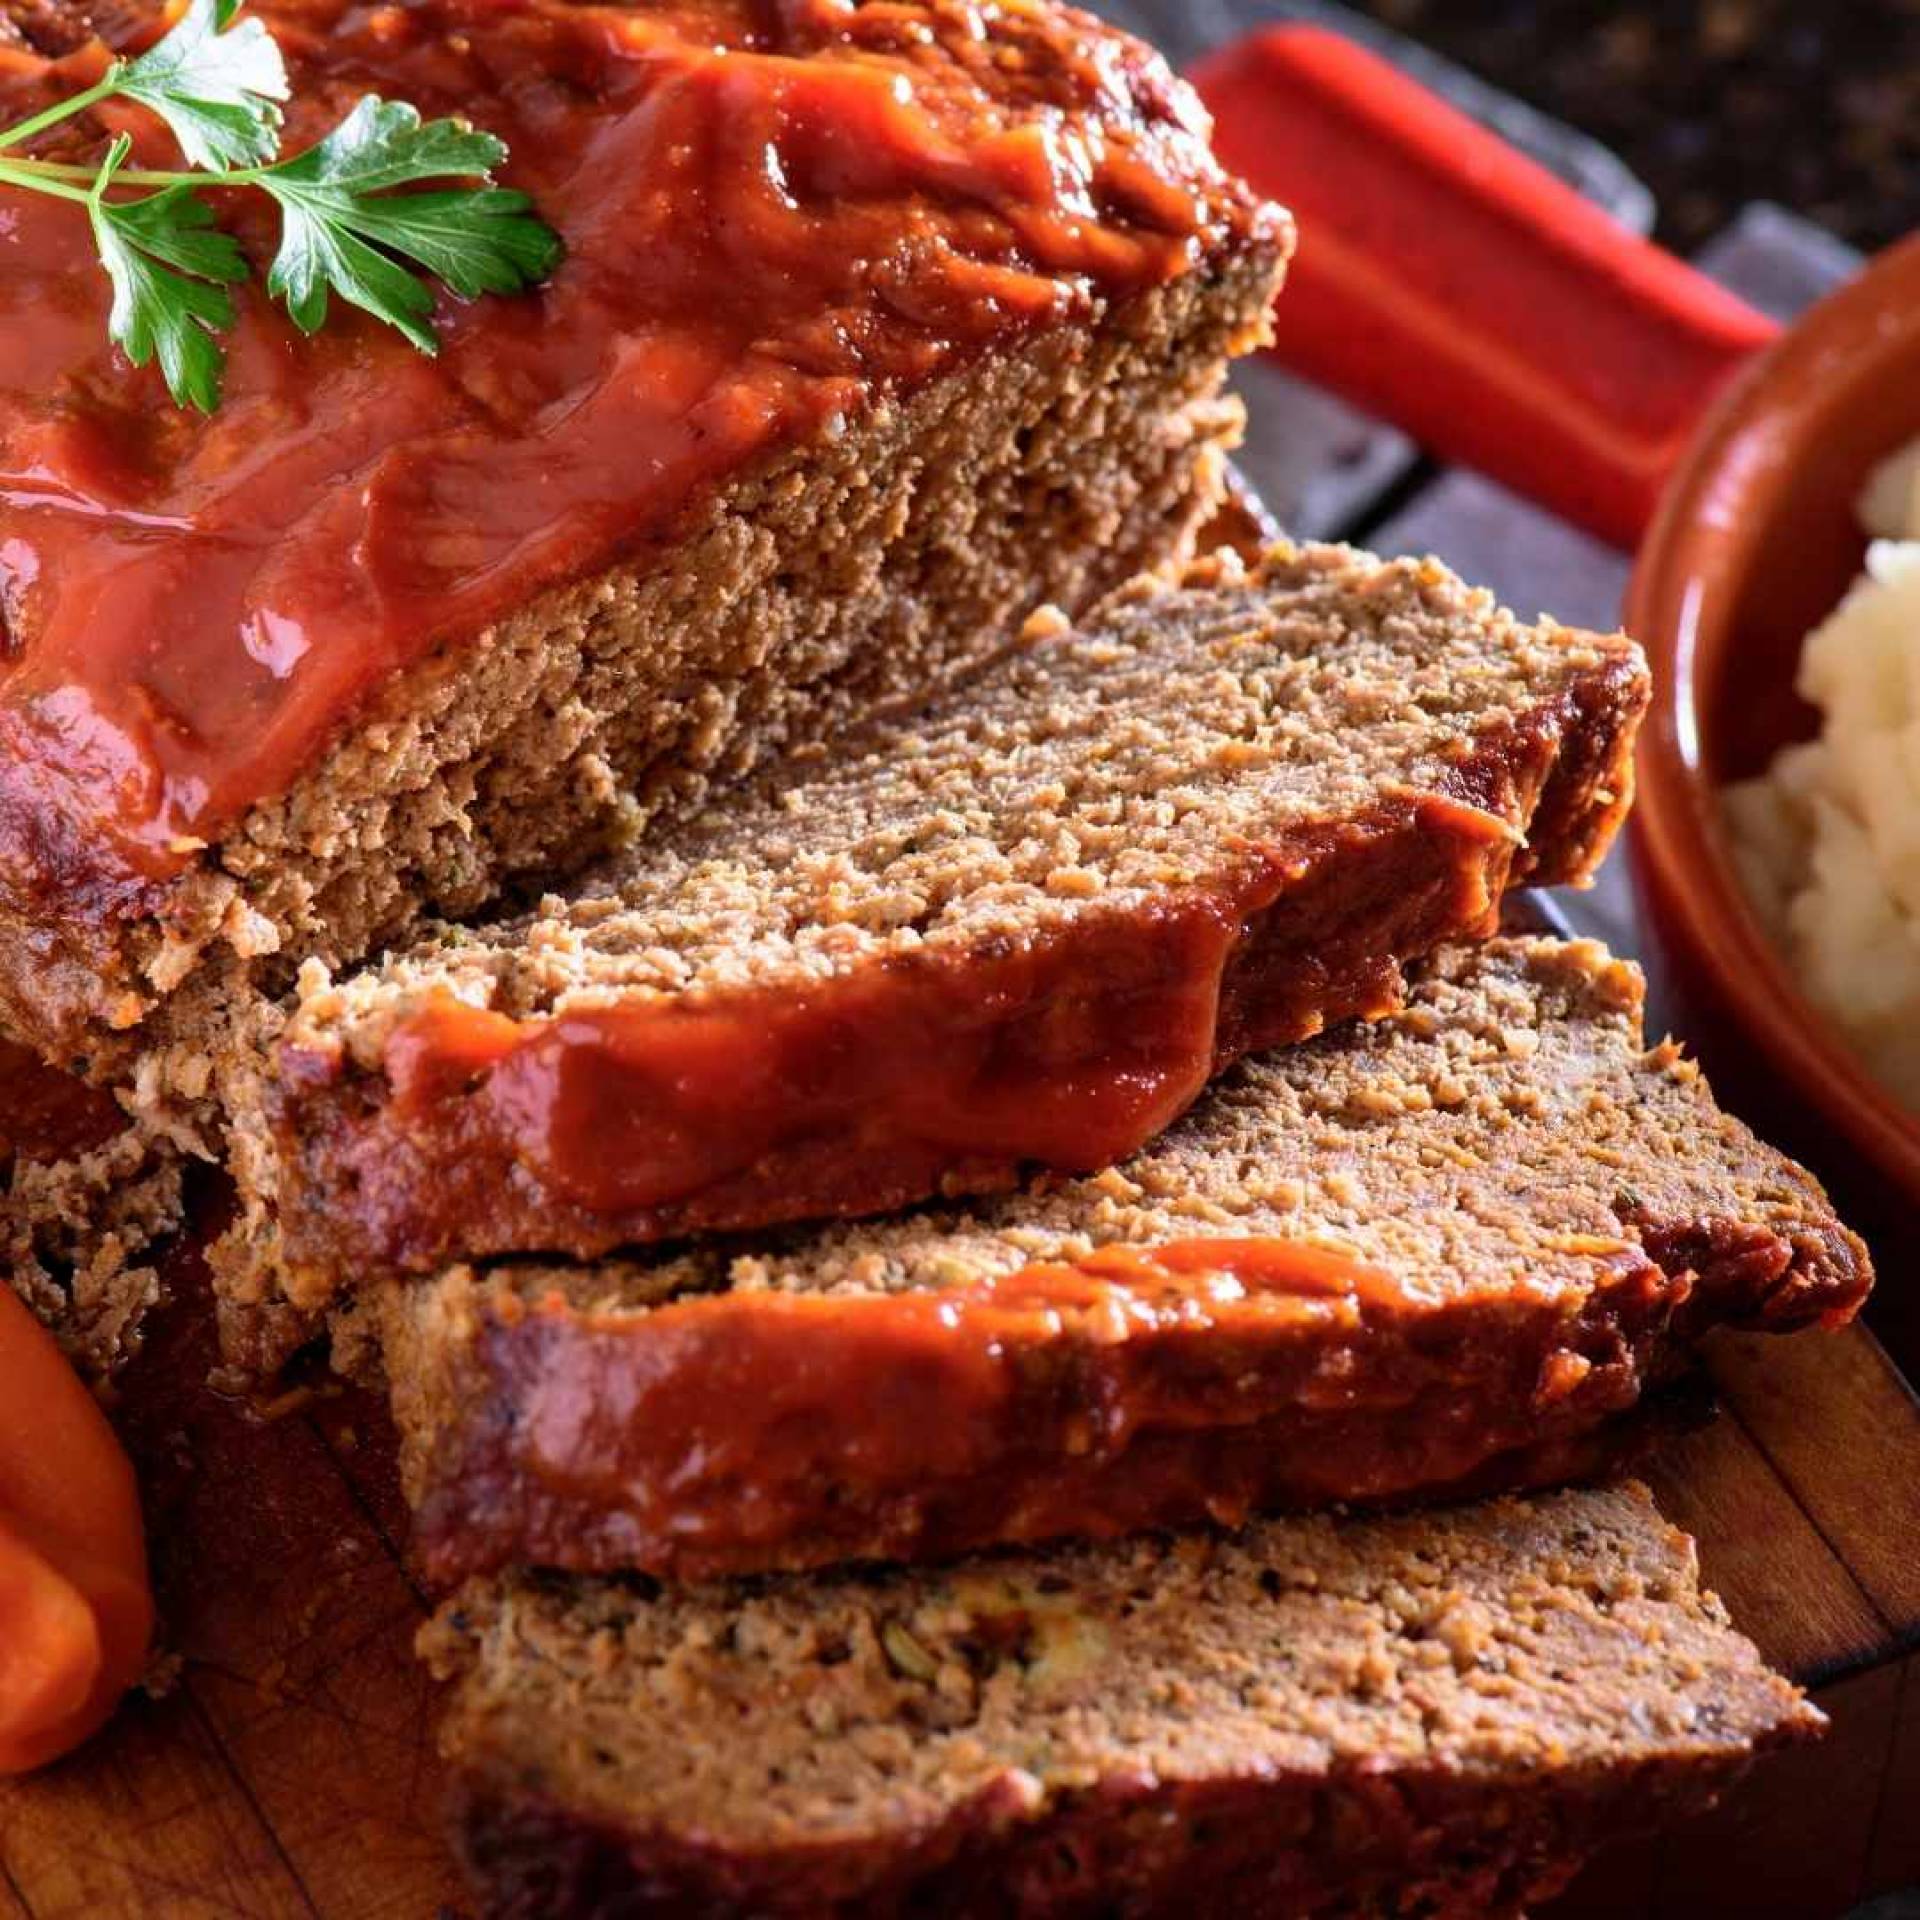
[1554,1327,1920,1920]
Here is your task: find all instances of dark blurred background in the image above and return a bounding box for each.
[1347,0,1918,251]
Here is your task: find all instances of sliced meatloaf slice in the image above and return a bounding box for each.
[420,1483,1821,1920]
[380,938,1868,1586]
[0,0,1287,1076]
[1,1041,183,1380]
[243,544,1649,1334]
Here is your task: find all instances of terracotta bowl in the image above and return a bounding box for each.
[1627,232,1920,1206]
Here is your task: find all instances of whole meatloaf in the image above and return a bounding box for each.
[0,0,1288,1073]
[235,542,1647,1349]
[420,1483,1821,1920]
[380,937,1869,1585]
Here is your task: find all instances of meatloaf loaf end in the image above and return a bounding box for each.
[237,543,1649,1342]
[420,1483,1821,1920]
[379,937,1869,1585]
[0,1041,183,1379]
[0,0,1287,1077]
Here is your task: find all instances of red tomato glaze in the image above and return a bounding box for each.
[0,0,1275,891]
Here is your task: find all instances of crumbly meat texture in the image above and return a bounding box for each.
[4,1137,181,1380]
[293,544,1640,1029]
[591,937,1857,1309]
[154,263,1274,1318]
[228,544,1647,1339]
[2,158,1285,1077]
[378,938,1869,1582]
[420,1484,1820,1920]
[1,1044,184,1379]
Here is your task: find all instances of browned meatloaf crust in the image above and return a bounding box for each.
[241,543,1648,1329]
[380,937,1869,1585]
[0,0,1288,1077]
[420,1483,1821,1920]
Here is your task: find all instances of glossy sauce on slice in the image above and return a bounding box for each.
[275,795,1515,1271]
[400,1229,1679,1582]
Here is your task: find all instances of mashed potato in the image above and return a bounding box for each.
[1723,439,1920,1109]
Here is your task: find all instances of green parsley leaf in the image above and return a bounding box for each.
[0,5,560,410]
[260,97,561,348]
[270,96,509,196]
[114,0,289,172]
[86,137,248,412]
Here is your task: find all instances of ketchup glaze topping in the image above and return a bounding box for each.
[0,0,1278,892]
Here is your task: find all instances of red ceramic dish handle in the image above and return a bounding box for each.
[1190,25,1782,548]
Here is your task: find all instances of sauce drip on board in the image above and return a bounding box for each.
[0,0,1272,889]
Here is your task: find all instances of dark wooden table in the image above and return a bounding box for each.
[1344,0,1920,259]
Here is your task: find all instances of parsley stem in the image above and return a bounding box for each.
[0,153,258,189]
[0,157,98,204]
[0,73,118,153]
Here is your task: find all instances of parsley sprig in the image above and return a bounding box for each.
[0,0,561,410]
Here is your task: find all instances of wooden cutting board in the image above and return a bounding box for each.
[0,1168,1915,1920]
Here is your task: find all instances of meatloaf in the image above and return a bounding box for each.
[379,937,1868,1585]
[0,0,1287,1076]
[1,1040,182,1380]
[420,1483,1820,1920]
[236,543,1648,1340]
